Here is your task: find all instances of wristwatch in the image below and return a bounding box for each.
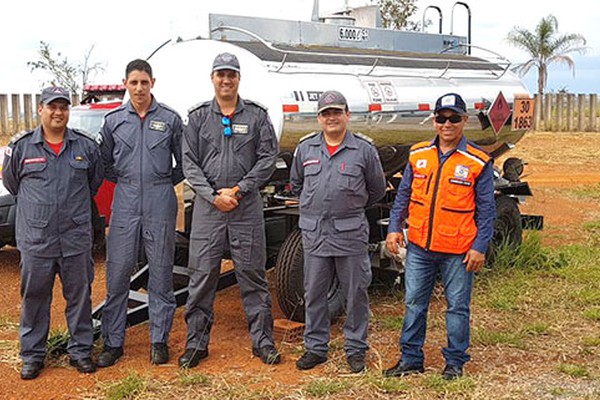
[232,186,243,200]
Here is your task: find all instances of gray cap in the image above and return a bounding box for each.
[41,86,71,105]
[434,93,467,115]
[317,90,348,114]
[212,52,240,73]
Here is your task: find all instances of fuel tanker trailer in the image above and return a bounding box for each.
[111,9,542,325]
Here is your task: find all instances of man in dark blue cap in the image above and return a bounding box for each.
[2,86,104,379]
[290,90,386,373]
[383,92,496,380]
[179,52,281,368]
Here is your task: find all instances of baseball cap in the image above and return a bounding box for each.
[434,93,467,115]
[41,86,71,105]
[317,90,348,114]
[212,52,240,73]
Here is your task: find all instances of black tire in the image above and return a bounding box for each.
[274,229,344,323]
[487,195,523,265]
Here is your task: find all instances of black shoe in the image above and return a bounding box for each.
[97,346,123,368]
[178,348,209,369]
[69,357,96,373]
[383,360,425,377]
[442,364,463,380]
[347,354,366,373]
[20,361,44,380]
[252,345,281,365]
[296,352,327,370]
[151,342,169,365]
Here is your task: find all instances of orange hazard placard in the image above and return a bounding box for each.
[487,92,511,135]
[512,97,535,131]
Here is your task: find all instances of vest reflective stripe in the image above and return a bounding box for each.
[407,141,490,254]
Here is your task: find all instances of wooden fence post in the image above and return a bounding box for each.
[24,94,33,131]
[590,94,597,132]
[566,94,574,132]
[533,94,541,131]
[578,94,586,132]
[72,94,80,106]
[11,94,21,133]
[35,94,41,126]
[556,93,564,131]
[544,93,553,130]
[0,95,8,136]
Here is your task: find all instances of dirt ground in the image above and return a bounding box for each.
[0,132,599,399]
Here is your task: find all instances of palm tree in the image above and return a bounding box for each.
[506,15,587,96]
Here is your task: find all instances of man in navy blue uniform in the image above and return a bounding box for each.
[290,90,386,373]
[98,59,184,367]
[2,86,103,379]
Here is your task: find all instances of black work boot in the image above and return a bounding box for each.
[20,361,44,380]
[383,360,424,377]
[296,352,327,370]
[347,353,366,373]
[442,364,463,380]
[178,348,209,369]
[151,342,169,365]
[252,345,281,365]
[69,357,96,373]
[97,346,123,368]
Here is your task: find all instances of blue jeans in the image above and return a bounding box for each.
[400,243,474,367]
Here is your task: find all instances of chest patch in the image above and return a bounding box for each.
[149,120,166,132]
[416,159,427,169]
[454,164,470,179]
[303,159,320,167]
[414,173,427,179]
[449,178,472,187]
[24,157,47,165]
[232,124,248,134]
[4,147,12,157]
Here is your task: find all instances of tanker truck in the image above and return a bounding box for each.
[92,8,543,327]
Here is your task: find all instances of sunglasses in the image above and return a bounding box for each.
[221,116,232,136]
[434,114,464,124]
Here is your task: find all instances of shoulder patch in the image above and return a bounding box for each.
[353,132,375,145]
[243,99,268,111]
[299,131,319,143]
[187,100,211,115]
[9,130,34,144]
[72,128,102,145]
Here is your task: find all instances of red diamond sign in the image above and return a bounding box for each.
[488,91,511,135]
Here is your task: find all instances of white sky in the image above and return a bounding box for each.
[1,0,598,94]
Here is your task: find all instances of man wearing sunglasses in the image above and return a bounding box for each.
[383,93,496,380]
[290,90,386,373]
[180,52,281,368]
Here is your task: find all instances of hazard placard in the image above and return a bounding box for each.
[487,92,511,135]
[512,97,535,131]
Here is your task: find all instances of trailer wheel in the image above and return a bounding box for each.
[488,195,523,265]
[275,229,344,323]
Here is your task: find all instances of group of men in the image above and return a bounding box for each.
[2,51,495,381]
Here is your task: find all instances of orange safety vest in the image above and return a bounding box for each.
[407,141,491,254]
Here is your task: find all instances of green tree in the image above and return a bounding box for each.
[375,0,419,30]
[506,15,587,96]
[27,41,104,96]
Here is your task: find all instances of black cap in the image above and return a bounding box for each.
[212,52,240,73]
[434,93,467,115]
[317,90,348,114]
[40,86,71,105]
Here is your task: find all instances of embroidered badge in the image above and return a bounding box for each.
[416,159,427,169]
[4,147,12,157]
[149,120,166,132]
[232,124,249,134]
[24,157,47,165]
[454,164,470,179]
[303,159,320,167]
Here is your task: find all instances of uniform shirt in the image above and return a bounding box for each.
[182,97,279,204]
[100,97,183,217]
[389,135,495,254]
[2,126,103,257]
[290,131,387,256]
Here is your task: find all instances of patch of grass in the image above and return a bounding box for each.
[472,328,525,348]
[104,372,150,400]
[378,315,404,331]
[178,371,211,387]
[557,363,589,378]
[0,315,19,332]
[368,375,410,393]
[582,336,600,347]
[582,307,600,321]
[491,232,565,271]
[304,378,349,397]
[521,322,549,336]
[423,374,476,394]
[571,183,600,200]
[47,329,69,357]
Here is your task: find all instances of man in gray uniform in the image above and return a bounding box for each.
[2,86,103,379]
[98,59,184,367]
[180,52,280,368]
[290,90,386,373]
